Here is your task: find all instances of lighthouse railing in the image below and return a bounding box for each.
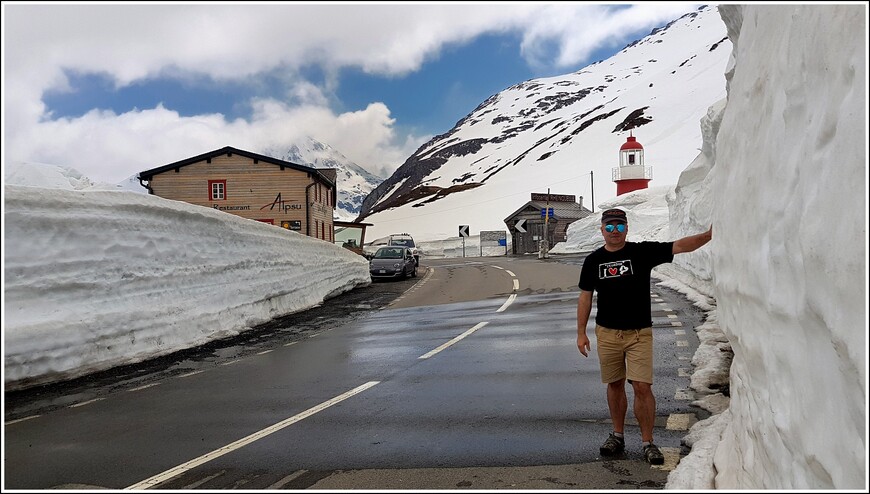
[612,165,652,181]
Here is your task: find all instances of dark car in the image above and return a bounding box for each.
[369,246,417,279]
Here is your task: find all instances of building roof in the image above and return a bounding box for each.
[138,146,335,188]
[504,200,593,222]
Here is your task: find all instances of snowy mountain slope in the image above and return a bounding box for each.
[261,137,384,221]
[357,5,730,242]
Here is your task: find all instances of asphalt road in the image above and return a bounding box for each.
[4,253,709,490]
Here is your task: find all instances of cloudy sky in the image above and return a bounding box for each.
[2,2,702,182]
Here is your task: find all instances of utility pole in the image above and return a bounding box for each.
[539,188,550,259]
[590,170,595,213]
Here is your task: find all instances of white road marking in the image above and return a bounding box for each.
[182,470,226,489]
[267,470,308,489]
[128,383,161,392]
[651,447,682,471]
[69,398,105,408]
[676,340,688,347]
[504,270,516,277]
[667,314,678,319]
[512,279,520,291]
[673,329,686,335]
[220,360,240,366]
[284,342,298,347]
[492,265,505,270]
[671,321,683,327]
[5,415,40,425]
[666,413,698,431]
[418,322,489,359]
[178,370,205,378]
[496,294,517,313]
[125,381,380,490]
[256,350,274,355]
[674,388,694,400]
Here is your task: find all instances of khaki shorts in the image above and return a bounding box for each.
[595,325,654,384]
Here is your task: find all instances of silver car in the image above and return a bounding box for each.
[369,246,417,279]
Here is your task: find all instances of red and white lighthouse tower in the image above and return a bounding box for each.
[612,132,652,195]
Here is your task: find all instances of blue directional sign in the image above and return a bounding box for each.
[541,207,554,218]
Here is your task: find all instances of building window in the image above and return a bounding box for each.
[209,180,226,200]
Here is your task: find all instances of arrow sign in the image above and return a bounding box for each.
[459,225,470,238]
[515,219,527,233]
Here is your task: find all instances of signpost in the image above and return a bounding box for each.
[459,225,469,257]
[480,230,507,256]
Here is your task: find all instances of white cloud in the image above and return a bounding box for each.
[2,2,702,183]
[521,3,704,68]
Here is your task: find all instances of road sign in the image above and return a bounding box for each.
[540,207,554,218]
[515,219,527,233]
[459,225,470,238]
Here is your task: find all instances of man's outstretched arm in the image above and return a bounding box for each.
[576,289,593,357]
[673,225,713,255]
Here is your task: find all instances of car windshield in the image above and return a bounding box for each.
[374,247,404,259]
[391,239,414,247]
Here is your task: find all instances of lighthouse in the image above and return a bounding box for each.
[612,132,652,195]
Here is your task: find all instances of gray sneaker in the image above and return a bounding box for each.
[643,443,665,465]
[599,433,625,455]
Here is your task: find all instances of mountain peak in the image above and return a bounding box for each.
[260,136,384,221]
[358,5,729,242]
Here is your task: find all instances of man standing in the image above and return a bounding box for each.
[576,208,712,465]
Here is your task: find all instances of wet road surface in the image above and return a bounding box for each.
[4,253,711,490]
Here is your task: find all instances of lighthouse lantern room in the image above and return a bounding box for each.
[612,132,652,195]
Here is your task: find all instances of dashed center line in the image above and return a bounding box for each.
[496,294,517,313]
[492,265,519,313]
[418,322,489,359]
[125,381,380,490]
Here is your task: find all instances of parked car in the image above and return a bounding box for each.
[363,233,421,266]
[387,233,420,266]
[369,246,417,280]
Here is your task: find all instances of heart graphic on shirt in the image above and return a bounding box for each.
[608,267,618,276]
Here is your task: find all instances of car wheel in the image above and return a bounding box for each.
[411,265,417,278]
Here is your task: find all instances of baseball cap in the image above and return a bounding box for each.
[600,208,627,224]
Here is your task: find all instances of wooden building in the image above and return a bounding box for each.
[504,193,593,255]
[138,146,337,242]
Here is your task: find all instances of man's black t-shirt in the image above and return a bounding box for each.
[578,241,674,330]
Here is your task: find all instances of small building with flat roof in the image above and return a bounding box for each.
[504,193,593,255]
